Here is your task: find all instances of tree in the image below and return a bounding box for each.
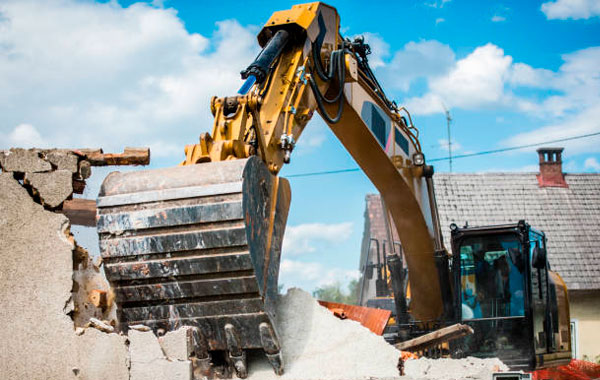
[312,279,359,305]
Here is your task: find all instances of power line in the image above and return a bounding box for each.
[286,130,600,178]
[428,130,600,162]
[287,167,360,178]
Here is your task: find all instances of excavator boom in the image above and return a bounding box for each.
[98,2,447,377]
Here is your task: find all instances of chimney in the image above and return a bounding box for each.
[536,147,568,188]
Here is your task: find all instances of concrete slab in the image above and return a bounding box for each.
[25,170,73,208]
[160,326,194,361]
[129,329,192,380]
[0,148,51,172]
[46,151,79,173]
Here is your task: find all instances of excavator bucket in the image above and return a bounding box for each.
[96,156,290,378]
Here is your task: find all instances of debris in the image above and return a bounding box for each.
[79,147,150,166]
[88,318,115,333]
[247,288,401,379]
[129,329,192,380]
[0,148,52,172]
[24,170,73,208]
[394,323,474,352]
[404,357,508,379]
[46,151,79,172]
[88,289,108,310]
[318,300,391,335]
[129,324,152,332]
[78,159,92,179]
[159,326,195,361]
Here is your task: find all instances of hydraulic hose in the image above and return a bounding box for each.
[309,46,347,124]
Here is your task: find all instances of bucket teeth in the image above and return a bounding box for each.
[97,157,290,377]
[260,322,284,375]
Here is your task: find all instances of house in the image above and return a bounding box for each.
[359,148,600,361]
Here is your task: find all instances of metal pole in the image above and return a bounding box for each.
[445,108,453,173]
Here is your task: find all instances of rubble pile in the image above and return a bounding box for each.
[247,288,509,380]
[248,288,401,379]
[404,357,508,379]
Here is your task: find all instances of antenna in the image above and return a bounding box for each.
[442,103,453,172]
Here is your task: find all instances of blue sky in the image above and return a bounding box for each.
[1,0,599,292]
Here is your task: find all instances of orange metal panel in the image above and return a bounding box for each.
[318,300,391,335]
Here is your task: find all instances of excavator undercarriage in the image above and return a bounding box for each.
[97,157,290,377]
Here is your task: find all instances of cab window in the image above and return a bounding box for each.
[459,234,525,320]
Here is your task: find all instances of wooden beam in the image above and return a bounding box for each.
[61,198,97,227]
[76,147,150,166]
[394,323,474,352]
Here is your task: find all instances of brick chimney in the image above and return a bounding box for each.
[536,147,568,188]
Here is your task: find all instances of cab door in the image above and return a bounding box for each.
[529,230,571,368]
[529,231,548,357]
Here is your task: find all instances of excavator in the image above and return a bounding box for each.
[95,2,572,378]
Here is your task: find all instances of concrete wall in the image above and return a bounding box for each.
[0,149,193,380]
[569,290,600,362]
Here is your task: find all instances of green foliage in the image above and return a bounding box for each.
[312,279,359,305]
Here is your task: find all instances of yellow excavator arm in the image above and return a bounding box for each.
[182,2,446,322]
[96,3,449,378]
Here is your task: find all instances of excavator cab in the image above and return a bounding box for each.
[450,221,572,371]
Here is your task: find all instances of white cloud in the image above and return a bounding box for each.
[282,222,353,256]
[3,124,46,148]
[503,106,600,154]
[381,40,455,92]
[403,42,600,123]
[279,259,360,291]
[541,0,600,20]
[584,157,600,171]
[435,18,445,25]
[425,0,452,9]
[491,15,506,22]
[359,33,390,69]
[0,0,258,160]
[406,44,512,112]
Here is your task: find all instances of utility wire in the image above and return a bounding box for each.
[428,130,600,162]
[286,130,600,178]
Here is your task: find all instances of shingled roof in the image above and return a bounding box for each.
[433,172,600,291]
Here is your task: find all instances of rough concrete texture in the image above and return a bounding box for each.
[46,151,79,172]
[25,169,73,208]
[0,173,129,380]
[247,288,511,380]
[0,148,52,172]
[160,326,195,361]
[72,245,116,328]
[404,357,508,379]
[73,328,130,380]
[129,329,192,380]
[248,288,402,379]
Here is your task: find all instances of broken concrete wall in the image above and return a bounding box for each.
[0,149,191,380]
[0,173,129,379]
[0,148,114,327]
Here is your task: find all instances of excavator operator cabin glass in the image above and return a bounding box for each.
[459,234,525,320]
[457,233,529,362]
